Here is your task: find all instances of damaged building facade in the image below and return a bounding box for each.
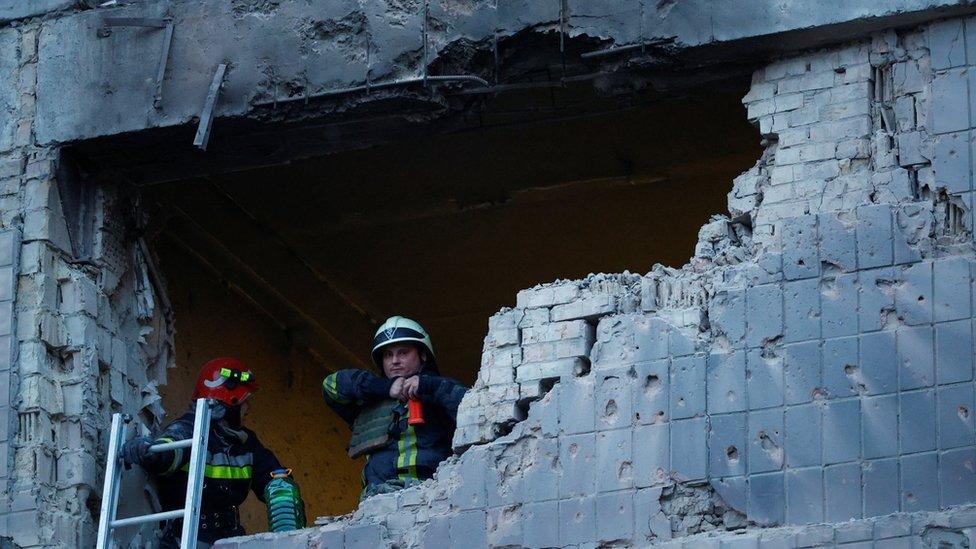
[0,0,976,547]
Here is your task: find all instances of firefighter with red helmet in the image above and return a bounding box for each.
[122,358,306,548]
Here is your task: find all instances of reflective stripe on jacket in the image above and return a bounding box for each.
[145,409,282,544]
[322,368,467,489]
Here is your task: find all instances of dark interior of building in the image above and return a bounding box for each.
[74,73,761,530]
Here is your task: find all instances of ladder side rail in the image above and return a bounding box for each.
[95,413,127,549]
[180,398,212,549]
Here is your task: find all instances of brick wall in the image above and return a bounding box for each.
[0,18,175,549]
[215,16,976,549]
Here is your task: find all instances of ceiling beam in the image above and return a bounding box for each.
[158,203,376,373]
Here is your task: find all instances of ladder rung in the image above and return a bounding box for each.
[97,399,211,549]
[110,509,185,528]
[147,439,192,453]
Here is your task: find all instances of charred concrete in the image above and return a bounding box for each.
[211,16,976,548]
[3,1,976,548]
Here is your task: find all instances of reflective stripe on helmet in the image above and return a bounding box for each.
[379,326,425,342]
[203,376,225,389]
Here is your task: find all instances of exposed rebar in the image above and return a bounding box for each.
[252,75,489,107]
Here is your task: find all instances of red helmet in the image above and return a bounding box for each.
[192,358,259,406]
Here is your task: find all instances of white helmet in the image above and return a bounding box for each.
[371,316,437,371]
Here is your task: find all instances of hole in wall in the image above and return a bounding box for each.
[645,374,662,394]
[69,72,761,530]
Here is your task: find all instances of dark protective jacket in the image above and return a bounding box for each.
[145,408,283,546]
[321,365,467,490]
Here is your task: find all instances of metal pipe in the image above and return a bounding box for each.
[558,0,566,53]
[365,40,372,91]
[152,22,174,109]
[449,71,606,95]
[252,75,489,107]
[639,0,645,53]
[148,439,192,453]
[422,0,429,87]
[492,32,500,85]
[580,37,673,59]
[193,63,227,150]
[111,509,185,528]
[453,80,565,95]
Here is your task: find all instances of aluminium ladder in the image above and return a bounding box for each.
[96,398,213,549]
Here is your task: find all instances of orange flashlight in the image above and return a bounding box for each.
[408,398,425,425]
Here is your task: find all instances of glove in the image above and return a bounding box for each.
[122,437,153,468]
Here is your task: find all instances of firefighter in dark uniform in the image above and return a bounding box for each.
[322,316,468,498]
[122,358,306,548]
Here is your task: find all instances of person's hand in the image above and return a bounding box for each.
[122,436,153,468]
[401,376,420,401]
[389,377,405,400]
